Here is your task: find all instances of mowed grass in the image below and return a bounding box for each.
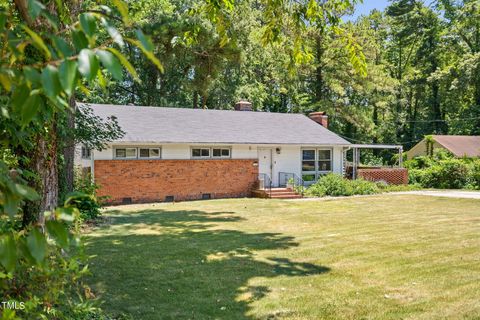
[85,195,480,320]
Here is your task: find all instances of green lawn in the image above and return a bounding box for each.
[85,195,480,319]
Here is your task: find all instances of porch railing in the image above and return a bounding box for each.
[278,172,305,195]
[257,173,272,197]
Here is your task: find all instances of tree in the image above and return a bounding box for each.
[0,0,161,316]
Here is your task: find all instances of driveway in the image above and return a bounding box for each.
[293,190,480,201]
[391,190,480,199]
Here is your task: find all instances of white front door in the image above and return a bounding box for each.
[258,148,273,182]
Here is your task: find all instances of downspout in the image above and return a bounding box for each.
[90,149,95,181]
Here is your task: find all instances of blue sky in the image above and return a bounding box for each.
[348,0,390,20]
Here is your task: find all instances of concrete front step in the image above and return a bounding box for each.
[270,191,297,195]
[268,188,302,199]
[270,194,303,199]
[252,187,303,199]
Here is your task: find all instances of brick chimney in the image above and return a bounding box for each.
[234,100,253,111]
[309,111,328,128]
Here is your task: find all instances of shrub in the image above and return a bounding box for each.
[306,174,380,197]
[377,183,422,192]
[351,178,380,195]
[406,153,480,190]
[306,174,352,197]
[73,170,103,221]
[420,160,470,189]
[469,160,480,189]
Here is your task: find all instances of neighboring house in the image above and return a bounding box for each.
[75,101,351,204]
[406,135,480,159]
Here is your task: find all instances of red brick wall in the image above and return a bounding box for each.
[357,168,408,185]
[94,159,258,204]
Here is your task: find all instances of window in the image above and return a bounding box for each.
[115,148,137,159]
[139,148,161,159]
[301,150,315,171]
[192,147,231,159]
[301,148,333,183]
[212,148,231,158]
[81,146,91,159]
[192,148,210,158]
[317,149,332,172]
[114,147,161,159]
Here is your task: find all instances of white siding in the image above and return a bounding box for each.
[232,145,258,158]
[163,144,190,159]
[271,145,302,186]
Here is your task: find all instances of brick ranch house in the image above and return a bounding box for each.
[75,102,406,204]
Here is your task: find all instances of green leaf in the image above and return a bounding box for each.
[21,94,40,125]
[0,12,6,33]
[11,84,29,112]
[52,35,73,57]
[103,21,124,47]
[22,25,51,59]
[26,228,47,264]
[59,60,78,96]
[46,221,69,248]
[0,234,17,273]
[126,38,164,73]
[78,49,99,81]
[72,29,88,51]
[23,66,41,86]
[97,50,123,81]
[13,183,39,201]
[0,73,11,91]
[79,13,97,38]
[27,0,45,19]
[64,191,88,206]
[55,207,78,222]
[107,47,139,81]
[112,0,130,25]
[135,29,154,52]
[41,65,61,98]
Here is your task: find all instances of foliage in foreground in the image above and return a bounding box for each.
[0,0,162,318]
[406,150,480,189]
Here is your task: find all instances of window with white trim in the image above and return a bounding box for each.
[191,147,231,159]
[212,148,230,158]
[301,148,332,183]
[81,146,91,159]
[139,148,161,159]
[114,147,162,159]
[192,148,210,158]
[115,148,137,159]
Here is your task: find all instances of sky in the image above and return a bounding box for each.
[348,0,391,20]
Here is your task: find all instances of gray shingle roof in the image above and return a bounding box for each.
[79,103,350,145]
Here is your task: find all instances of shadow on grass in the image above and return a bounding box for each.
[86,208,329,319]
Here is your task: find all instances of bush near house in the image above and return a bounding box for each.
[306,174,380,197]
[305,174,422,197]
[405,150,480,189]
[73,170,104,221]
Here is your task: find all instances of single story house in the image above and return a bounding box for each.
[75,101,352,203]
[406,135,480,159]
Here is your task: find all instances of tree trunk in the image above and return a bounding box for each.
[22,126,58,227]
[62,96,76,198]
[314,35,325,106]
[472,64,480,134]
[193,91,199,109]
